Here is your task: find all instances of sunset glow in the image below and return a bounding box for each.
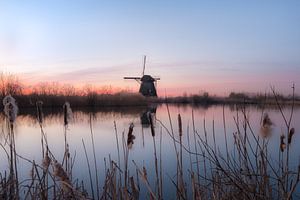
[1,0,300,96]
[2,2,300,199]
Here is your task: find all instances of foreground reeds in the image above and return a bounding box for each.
[0,86,299,200]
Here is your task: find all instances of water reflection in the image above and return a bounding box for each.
[140,105,157,128]
[2,103,291,127]
[1,104,300,198]
[0,105,163,130]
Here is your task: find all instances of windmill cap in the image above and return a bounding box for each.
[141,75,155,82]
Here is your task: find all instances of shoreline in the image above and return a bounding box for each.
[1,93,300,109]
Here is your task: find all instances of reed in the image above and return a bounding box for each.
[82,139,95,199]
[149,112,161,199]
[0,85,300,199]
[89,113,100,200]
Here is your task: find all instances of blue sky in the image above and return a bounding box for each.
[0,0,299,95]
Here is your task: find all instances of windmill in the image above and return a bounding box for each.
[124,56,160,97]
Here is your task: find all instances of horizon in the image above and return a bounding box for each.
[1,71,298,98]
[1,1,300,96]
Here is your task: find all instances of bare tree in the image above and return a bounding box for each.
[0,71,23,96]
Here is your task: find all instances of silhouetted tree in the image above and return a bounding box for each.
[0,72,23,96]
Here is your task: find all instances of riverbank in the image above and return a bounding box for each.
[1,92,300,109]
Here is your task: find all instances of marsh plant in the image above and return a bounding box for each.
[1,95,19,199]
[0,85,299,200]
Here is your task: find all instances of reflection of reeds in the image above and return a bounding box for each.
[126,123,135,149]
[260,113,273,138]
[288,128,295,145]
[36,101,43,124]
[63,102,72,127]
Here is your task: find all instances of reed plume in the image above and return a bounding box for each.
[63,102,73,126]
[53,160,70,183]
[280,134,286,152]
[178,114,182,137]
[127,123,135,149]
[3,95,18,123]
[2,95,16,106]
[288,128,295,145]
[52,159,75,197]
[148,112,155,137]
[4,102,18,123]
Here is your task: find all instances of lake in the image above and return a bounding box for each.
[1,104,300,199]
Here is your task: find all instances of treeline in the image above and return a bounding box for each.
[0,72,148,107]
[0,72,298,107]
[163,91,300,105]
[163,92,219,104]
[0,72,127,96]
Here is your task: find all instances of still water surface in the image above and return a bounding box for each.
[1,104,300,198]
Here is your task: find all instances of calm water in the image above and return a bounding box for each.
[1,104,300,198]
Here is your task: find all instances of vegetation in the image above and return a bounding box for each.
[0,85,299,199]
[1,72,299,108]
[0,72,149,108]
[163,91,300,105]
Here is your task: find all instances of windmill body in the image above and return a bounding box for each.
[124,56,160,97]
[139,75,157,96]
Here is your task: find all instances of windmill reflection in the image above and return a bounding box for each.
[140,105,157,147]
[140,105,157,128]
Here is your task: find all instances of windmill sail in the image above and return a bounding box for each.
[124,77,141,80]
[142,55,146,76]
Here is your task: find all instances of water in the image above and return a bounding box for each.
[1,104,300,198]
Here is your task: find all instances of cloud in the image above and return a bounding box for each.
[20,63,138,85]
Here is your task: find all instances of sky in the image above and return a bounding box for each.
[0,0,300,96]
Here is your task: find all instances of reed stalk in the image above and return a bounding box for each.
[113,120,122,199]
[191,110,200,184]
[149,112,161,199]
[89,113,100,200]
[82,139,95,199]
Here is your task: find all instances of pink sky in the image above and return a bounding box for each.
[12,59,299,97]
